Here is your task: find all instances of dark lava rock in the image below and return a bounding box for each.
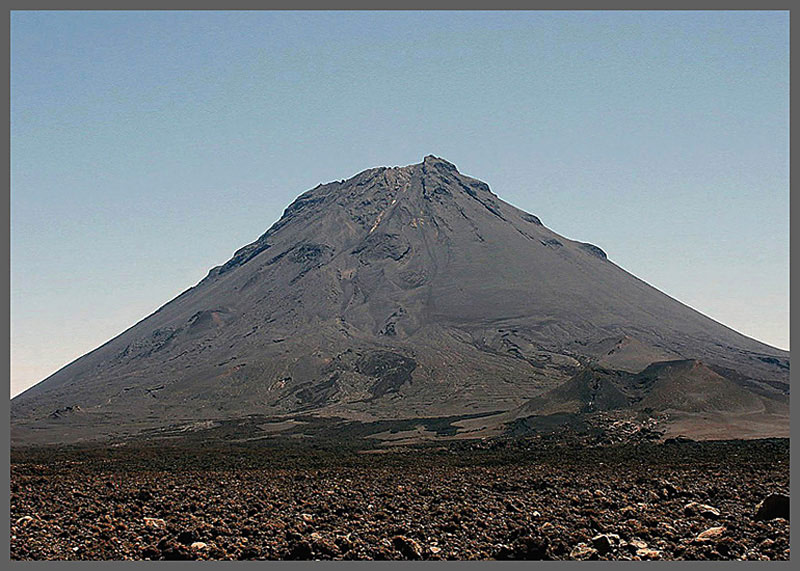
[754,493,789,521]
[238,547,260,560]
[157,538,194,561]
[514,535,550,560]
[392,535,422,559]
[176,530,197,545]
[286,540,313,560]
[658,479,683,499]
[494,536,549,560]
[591,533,620,554]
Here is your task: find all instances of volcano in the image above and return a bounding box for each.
[11,156,789,445]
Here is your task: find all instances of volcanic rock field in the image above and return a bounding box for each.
[10,439,789,561]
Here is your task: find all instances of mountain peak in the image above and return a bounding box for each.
[421,154,458,172]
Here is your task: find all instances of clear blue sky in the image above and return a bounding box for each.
[10,11,789,397]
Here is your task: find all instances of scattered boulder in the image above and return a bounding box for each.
[15,516,35,527]
[314,539,340,558]
[143,517,166,530]
[684,502,721,519]
[307,532,339,557]
[392,535,422,559]
[694,526,725,543]
[497,535,550,560]
[658,480,682,499]
[190,542,208,550]
[334,534,353,554]
[622,539,648,553]
[619,506,637,517]
[591,533,620,554]
[286,540,313,560]
[157,537,194,561]
[141,545,160,559]
[637,548,662,560]
[754,494,789,521]
[493,544,515,560]
[570,543,598,560]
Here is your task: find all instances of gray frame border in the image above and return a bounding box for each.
[4,4,794,569]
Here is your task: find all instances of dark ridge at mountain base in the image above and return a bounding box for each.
[11,155,789,445]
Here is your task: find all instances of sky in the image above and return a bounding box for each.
[10,11,789,397]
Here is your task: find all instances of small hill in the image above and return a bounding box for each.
[509,359,788,439]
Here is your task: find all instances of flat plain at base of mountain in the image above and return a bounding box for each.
[10,439,789,561]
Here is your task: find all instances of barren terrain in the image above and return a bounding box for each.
[10,439,789,561]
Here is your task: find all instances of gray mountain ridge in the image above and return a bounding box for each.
[10,155,789,445]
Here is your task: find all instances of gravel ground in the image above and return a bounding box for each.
[10,439,789,560]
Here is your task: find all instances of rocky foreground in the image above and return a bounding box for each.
[10,439,789,560]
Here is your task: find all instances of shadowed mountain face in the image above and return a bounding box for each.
[11,156,789,445]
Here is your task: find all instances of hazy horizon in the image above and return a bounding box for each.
[10,10,789,398]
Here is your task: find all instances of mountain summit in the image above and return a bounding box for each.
[11,156,789,445]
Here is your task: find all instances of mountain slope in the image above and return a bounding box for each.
[11,156,789,445]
